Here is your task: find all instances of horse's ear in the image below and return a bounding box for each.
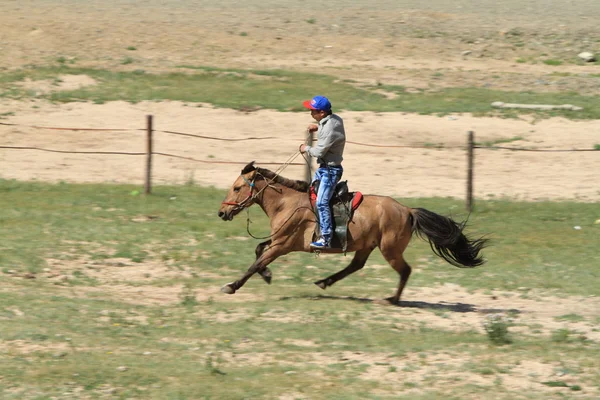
[241,161,256,175]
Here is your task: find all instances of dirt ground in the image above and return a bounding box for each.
[27,256,600,344]
[3,256,600,398]
[1,0,599,201]
[1,99,600,202]
[1,4,600,396]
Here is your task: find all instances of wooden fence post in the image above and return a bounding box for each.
[304,129,313,182]
[144,115,153,195]
[466,130,474,212]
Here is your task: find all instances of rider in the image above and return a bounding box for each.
[299,95,346,249]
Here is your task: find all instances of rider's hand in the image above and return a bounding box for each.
[299,144,307,153]
[307,124,318,133]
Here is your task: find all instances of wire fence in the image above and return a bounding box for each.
[1,120,596,152]
[1,116,598,210]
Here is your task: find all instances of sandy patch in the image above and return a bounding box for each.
[271,282,600,344]
[1,100,599,202]
[356,284,600,342]
[77,284,263,306]
[0,340,70,355]
[44,256,192,283]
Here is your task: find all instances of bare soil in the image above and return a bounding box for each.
[1,100,599,201]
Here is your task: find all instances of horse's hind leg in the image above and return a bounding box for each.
[314,247,374,289]
[380,234,412,305]
[387,256,412,305]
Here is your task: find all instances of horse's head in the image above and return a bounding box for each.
[218,161,259,221]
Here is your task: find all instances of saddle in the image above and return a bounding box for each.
[309,180,364,253]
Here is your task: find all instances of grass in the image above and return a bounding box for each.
[555,313,585,323]
[423,142,445,149]
[475,136,524,147]
[1,65,600,119]
[0,111,16,119]
[543,59,563,66]
[482,314,513,345]
[1,180,599,293]
[0,180,599,398]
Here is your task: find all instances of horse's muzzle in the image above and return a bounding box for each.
[218,210,234,221]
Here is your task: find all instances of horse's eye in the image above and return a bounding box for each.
[233,187,241,193]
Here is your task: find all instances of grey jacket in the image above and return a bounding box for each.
[305,114,346,166]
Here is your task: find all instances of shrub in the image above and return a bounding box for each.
[482,313,513,345]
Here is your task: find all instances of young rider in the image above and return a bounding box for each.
[299,95,346,249]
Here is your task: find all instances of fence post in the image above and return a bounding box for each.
[304,129,313,182]
[145,115,153,195]
[466,130,474,212]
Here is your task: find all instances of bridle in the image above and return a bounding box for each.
[219,149,311,239]
[221,174,257,211]
[221,142,309,214]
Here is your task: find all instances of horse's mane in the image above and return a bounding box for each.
[241,162,309,193]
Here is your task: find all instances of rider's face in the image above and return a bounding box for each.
[310,109,326,122]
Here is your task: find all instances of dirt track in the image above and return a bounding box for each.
[1,99,599,202]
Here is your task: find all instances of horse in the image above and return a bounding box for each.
[217,161,488,304]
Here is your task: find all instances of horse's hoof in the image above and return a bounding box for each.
[375,298,397,306]
[260,270,272,285]
[314,280,327,290]
[221,283,236,295]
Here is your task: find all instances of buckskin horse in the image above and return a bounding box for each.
[217,162,487,304]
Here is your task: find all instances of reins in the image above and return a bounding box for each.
[233,143,319,240]
[244,204,315,240]
[222,128,318,240]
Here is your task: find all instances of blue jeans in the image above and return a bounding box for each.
[313,166,343,242]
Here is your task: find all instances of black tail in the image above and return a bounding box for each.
[411,208,488,268]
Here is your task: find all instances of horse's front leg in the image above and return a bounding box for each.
[255,240,273,284]
[221,244,284,295]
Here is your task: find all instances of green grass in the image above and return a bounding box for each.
[1,180,599,399]
[1,66,599,119]
[0,180,599,294]
[555,313,585,323]
[543,59,563,66]
[475,136,524,147]
[0,282,597,399]
[0,111,16,119]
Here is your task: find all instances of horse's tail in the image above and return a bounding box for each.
[410,208,488,268]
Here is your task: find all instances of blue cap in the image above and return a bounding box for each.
[303,95,331,112]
